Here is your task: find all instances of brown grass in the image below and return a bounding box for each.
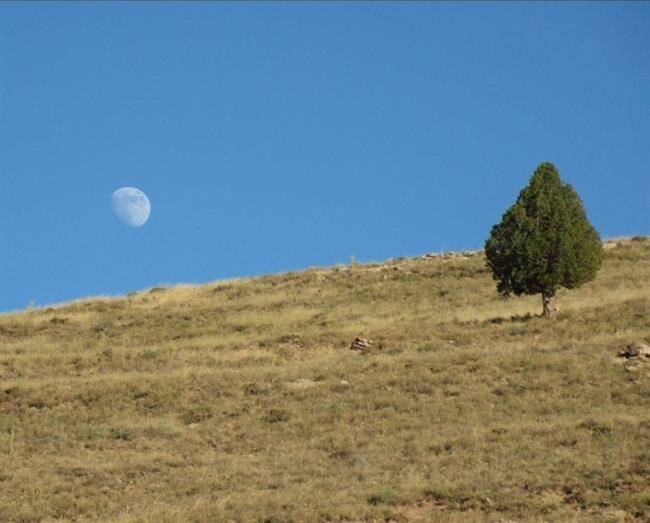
[1,238,649,522]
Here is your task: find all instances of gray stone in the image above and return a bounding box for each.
[350,336,374,353]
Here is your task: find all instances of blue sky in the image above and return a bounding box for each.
[1,2,648,312]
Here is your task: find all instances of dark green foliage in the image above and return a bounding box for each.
[485,162,602,306]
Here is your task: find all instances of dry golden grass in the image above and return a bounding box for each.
[1,238,649,522]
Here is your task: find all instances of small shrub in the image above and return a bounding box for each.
[577,419,613,435]
[141,424,179,439]
[264,409,289,423]
[276,333,304,346]
[85,427,108,441]
[181,405,213,424]
[109,427,136,441]
[367,488,398,506]
[417,343,440,353]
[244,383,263,395]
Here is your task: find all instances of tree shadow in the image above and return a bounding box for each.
[487,312,536,324]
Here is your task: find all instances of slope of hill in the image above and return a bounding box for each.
[1,238,649,522]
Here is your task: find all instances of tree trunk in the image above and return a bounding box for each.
[542,293,557,319]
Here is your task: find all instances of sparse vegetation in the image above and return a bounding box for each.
[0,239,648,521]
[485,162,603,318]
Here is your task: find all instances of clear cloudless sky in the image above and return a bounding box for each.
[1,2,649,312]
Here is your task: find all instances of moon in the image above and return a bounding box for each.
[111,187,151,227]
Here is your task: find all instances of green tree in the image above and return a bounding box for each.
[485,162,603,318]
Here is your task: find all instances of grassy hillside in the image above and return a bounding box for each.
[1,238,649,522]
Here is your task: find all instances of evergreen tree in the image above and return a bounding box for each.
[485,162,603,318]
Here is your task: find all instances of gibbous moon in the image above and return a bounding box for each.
[111,187,151,227]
